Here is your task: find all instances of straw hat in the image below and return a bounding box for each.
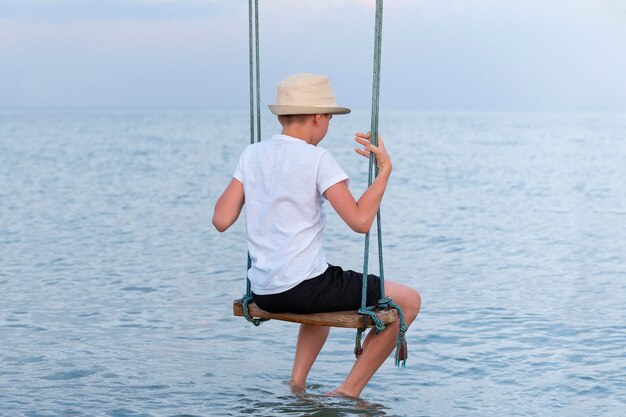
[268,73,351,116]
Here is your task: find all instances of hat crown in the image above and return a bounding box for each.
[275,73,338,107]
[268,73,351,116]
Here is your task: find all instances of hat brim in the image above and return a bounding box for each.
[268,104,351,116]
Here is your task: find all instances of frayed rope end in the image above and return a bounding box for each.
[354,328,365,359]
[394,332,408,367]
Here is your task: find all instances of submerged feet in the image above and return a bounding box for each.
[289,378,358,399]
[325,389,359,399]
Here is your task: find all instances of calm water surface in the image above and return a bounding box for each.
[1,109,625,416]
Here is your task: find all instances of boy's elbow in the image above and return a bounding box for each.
[353,224,371,234]
[212,215,229,233]
[350,217,373,234]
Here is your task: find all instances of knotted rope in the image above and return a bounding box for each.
[241,0,267,326]
[355,0,409,367]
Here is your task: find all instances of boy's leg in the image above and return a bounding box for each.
[290,324,330,390]
[333,280,421,398]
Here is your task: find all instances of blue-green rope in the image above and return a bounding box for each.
[242,0,267,326]
[254,0,261,142]
[355,0,409,367]
[247,0,254,146]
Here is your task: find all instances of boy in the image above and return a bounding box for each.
[213,73,421,398]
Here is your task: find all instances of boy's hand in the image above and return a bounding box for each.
[354,132,392,174]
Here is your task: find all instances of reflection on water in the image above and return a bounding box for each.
[1,109,625,416]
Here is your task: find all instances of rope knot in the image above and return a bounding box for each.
[242,294,269,327]
[377,296,392,308]
[357,307,386,334]
[380,299,409,367]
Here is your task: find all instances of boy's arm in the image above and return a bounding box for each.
[324,133,391,234]
[212,178,244,232]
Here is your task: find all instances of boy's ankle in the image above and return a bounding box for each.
[288,379,305,393]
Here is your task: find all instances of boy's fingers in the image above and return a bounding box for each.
[354,148,370,158]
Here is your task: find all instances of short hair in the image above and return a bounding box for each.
[277,114,315,126]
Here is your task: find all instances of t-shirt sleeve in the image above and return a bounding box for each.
[316,151,350,195]
[232,149,245,183]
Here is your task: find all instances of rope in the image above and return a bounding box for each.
[359,0,384,312]
[355,0,409,367]
[242,0,267,326]
[254,0,261,142]
[247,0,254,146]
[371,0,384,295]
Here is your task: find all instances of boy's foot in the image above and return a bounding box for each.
[325,389,358,399]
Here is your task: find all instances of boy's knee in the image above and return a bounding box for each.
[390,289,421,323]
[405,289,421,322]
[385,281,421,322]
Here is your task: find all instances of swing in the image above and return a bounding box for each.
[231,0,408,365]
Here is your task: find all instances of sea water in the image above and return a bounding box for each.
[1,109,625,416]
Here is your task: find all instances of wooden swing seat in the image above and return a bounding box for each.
[233,298,397,328]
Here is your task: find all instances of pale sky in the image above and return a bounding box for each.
[1,0,626,110]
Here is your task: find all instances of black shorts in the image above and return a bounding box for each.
[253,264,382,314]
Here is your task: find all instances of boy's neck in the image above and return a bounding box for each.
[281,126,314,145]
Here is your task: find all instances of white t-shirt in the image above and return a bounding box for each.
[233,134,349,295]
